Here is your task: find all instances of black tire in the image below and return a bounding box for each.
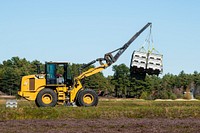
[77,89,98,107]
[35,88,58,107]
[75,90,83,107]
[35,100,40,107]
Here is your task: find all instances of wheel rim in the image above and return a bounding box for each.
[42,94,53,104]
[83,94,94,105]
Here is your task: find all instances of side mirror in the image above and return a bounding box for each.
[36,64,41,74]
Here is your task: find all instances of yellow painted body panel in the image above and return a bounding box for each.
[18,74,46,100]
[18,74,70,102]
[69,80,83,103]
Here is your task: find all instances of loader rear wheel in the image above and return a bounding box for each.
[36,88,58,107]
[77,89,98,107]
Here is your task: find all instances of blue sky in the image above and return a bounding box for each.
[0,1,200,76]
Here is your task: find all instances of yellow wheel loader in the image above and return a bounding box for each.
[18,23,152,107]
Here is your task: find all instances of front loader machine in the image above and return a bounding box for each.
[18,22,152,107]
[18,62,98,107]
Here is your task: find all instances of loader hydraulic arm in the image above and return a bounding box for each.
[70,23,152,103]
[104,22,152,66]
[77,22,152,80]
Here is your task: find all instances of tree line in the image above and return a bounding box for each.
[1,56,200,99]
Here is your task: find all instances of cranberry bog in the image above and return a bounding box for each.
[1,99,200,132]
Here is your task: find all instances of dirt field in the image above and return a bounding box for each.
[1,99,200,132]
[1,118,200,133]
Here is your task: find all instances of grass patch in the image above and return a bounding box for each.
[1,99,200,120]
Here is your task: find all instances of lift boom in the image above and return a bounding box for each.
[77,22,152,80]
[104,22,152,65]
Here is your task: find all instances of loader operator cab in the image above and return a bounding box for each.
[45,62,73,86]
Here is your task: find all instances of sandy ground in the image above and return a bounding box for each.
[1,118,200,133]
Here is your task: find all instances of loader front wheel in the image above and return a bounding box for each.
[77,89,98,107]
[36,88,58,107]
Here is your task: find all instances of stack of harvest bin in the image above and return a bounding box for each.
[130,51,147,74]
[130,50,163,77]
[146,52,163,75]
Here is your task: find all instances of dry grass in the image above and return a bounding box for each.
[0,99,6,104]
[0,99,200,120]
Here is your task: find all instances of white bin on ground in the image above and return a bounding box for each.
[6,99,18,108]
